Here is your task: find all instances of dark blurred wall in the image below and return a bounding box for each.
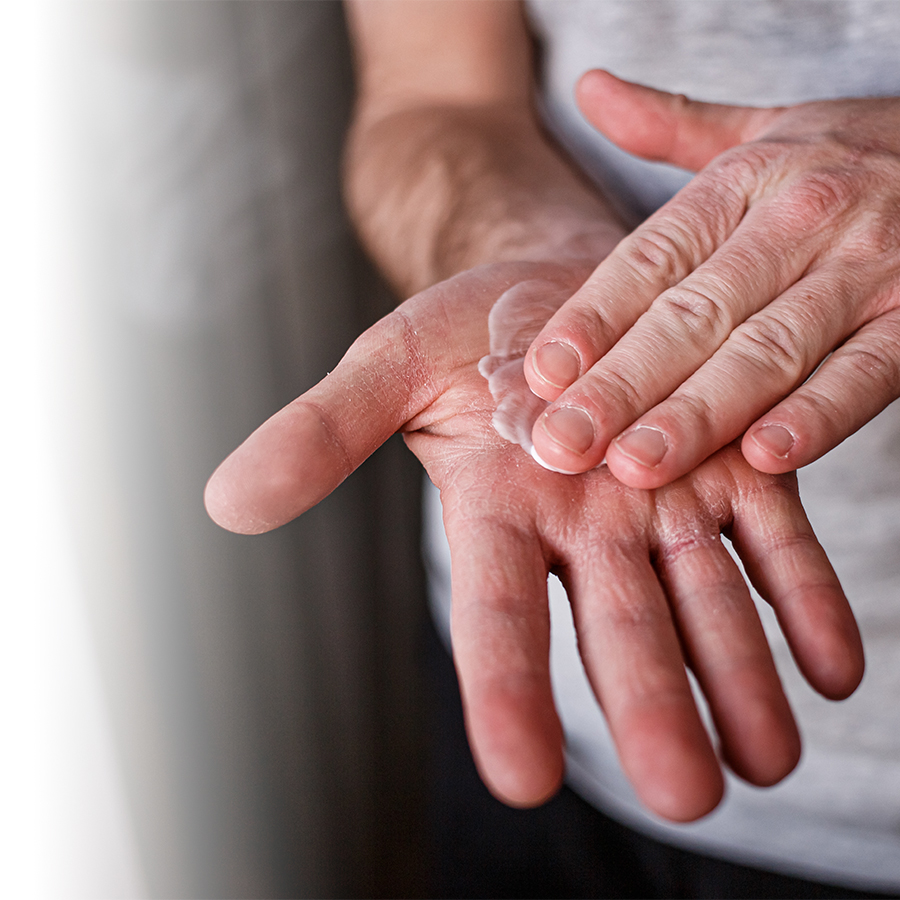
[59,3,427,896]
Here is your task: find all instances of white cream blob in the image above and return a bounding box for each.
[478,279,579,470]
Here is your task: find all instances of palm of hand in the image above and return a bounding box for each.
[205,260,862,821]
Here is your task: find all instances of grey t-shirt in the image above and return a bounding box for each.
[425,1,900,891]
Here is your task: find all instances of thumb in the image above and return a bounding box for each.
[204,311,430,535]
[576,69,785,172]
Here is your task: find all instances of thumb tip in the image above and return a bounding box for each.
[575,68,616,101]
[203,462,276,535]
[202,402,354,535]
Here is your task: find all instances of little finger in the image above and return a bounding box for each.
[744,309,900,474]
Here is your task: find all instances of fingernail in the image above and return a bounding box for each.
[542,407,595,455]
[533,342,580,389]
[752,424,795,459]
[614,426,668,469]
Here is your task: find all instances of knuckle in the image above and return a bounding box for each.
[663,391,719,438]
[841,340,900,393]
[733,469,798,510]
[780,169,857,229]
[731,314,808,381]
[656,283,732,345]
[291,397,355,478]
[367,307,424,368]
[779,388,843,440]
[589,366,645,415]
[718,141,784,175]
[760,523,821,560]
[704,142,784,196]
[622,226,696,285]
[844,207,900,265]
[654,523,719,566]
[560,301,619,353]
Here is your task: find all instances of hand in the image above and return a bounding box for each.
[204,261,863,821]
[524,71,900,488]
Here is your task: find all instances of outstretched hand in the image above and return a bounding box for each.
[205,261,863,821]
[525,71,900,487]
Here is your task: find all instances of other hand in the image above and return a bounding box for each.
[525,71,900,488]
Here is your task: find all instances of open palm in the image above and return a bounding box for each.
[205,260,862,822]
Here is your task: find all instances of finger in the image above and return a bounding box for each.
[446,500,564,807]
[529,187,817,475]
[725,464,864,701]
[563,536,723,822]
[654,495,800,787]
[743,308,900,473]
[523,163,751,405]
[605,263,862,488]
[204,309,435,534]
[576,69,784,172]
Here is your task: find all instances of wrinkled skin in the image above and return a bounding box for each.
[205,260,863,822]
[525,73,900,489]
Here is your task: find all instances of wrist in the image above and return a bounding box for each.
[345,102,626,295]
[458,214,625,274]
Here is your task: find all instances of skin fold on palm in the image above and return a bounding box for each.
[205,259,863,822]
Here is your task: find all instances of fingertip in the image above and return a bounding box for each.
[735,475,866,703]
[624,726,725,823]
[526,340,582,400]
[604,457,675,490]
[608,426,671,480]
[483,758,565,809]
[637,777,724,824]
[608,697,725,822]
[530,414,599,475]
[815,656,865,702]
[204,461,250,534]
[737,738,801,788]
[203,451,285,535]
[530,445,580,475]
[728,742,801,789]
[742,423,802,474]
[575,69,639,143]
[649,783,724,824]
[203,401,353,535]
[720,697,802,788]
[466,694,565,808]
[604,430,683,490]
[840,629,866,699]
[575,68,622,106]
[794,599,866,702]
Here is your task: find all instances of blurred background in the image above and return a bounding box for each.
[2,3,433,896]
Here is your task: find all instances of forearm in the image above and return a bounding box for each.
[345,102,623,296]
[342,0,624,297]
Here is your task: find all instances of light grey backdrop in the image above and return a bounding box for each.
[60,3,428,897]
